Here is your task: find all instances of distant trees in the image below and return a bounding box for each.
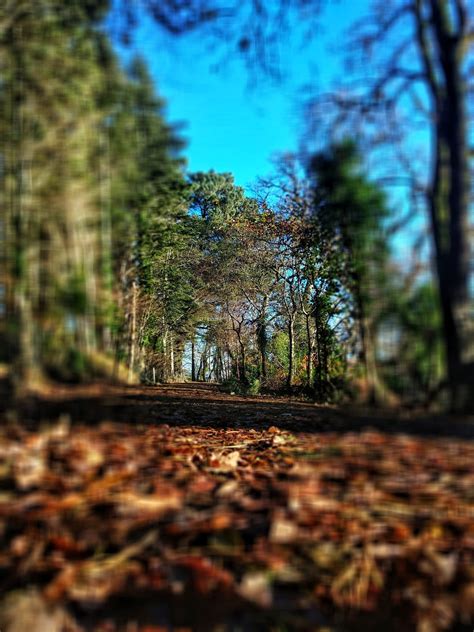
[163,152,443,407]
[164,157,381,400]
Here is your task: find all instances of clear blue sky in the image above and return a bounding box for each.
[115,2,365,190]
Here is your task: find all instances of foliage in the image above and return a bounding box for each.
[309,140,392,402]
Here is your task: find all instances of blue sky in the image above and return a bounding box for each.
[110,2,433,267]
[116,2,365,190]
[107,2,439,273]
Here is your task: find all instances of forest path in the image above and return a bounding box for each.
[8,380,474,439]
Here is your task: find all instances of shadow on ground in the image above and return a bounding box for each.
[2,381,473,439]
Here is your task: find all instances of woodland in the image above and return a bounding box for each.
[0,1,473,631]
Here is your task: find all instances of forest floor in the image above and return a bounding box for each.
[0,382,473,632]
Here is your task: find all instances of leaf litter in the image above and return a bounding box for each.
[0,409,473,631]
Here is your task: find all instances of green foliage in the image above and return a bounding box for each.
[45,346,90,383]
[380,283,444,400]
[189,171,257,223]
[57,272,88,315]
[311,139,389,298]
[0,0,189,385]
[270,331,290,374]
[247,377,261,395]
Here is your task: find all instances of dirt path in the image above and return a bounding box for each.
[7,381,474,439]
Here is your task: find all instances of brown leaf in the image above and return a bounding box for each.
[0,588,79,632]
[239,571,272,607]
[269,513,299,544]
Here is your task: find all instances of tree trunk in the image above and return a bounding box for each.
[162,327,168,382]
[6,44,40,394]
[305,312,312,388]
[256,296,268,379]
[287,316,295,389]
[422,1,473,410]
[226,344,236,380]
[257,320,267,379]
[198,343,208,381]
[239,339,247,384]
[234,325,247,384]
[12,289,38,394]
[127,280,137,384]
[354,284,380,404]
[170,332,175,378]
[196,353,203,381]
[191,337,196,381]
[98,125,113,355]
[313,300,324,398]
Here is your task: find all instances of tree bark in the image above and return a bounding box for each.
[304,312,313,387]
[169,332,175,378]
[419,0,473,410]
[238,336,247,384]
[191,337,196,381]
[256,296,268,380]
[287,316,295,389]
[127,280,137,384]
[353,280,380,404]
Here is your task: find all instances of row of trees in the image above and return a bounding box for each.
[0,1,187,390]
[141,158,444,406]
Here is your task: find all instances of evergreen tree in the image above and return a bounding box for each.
[310,140,391,402]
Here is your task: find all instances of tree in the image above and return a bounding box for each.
[315,0,473,410]
[410,0,472,409]
[310,140,391,403]
[187,171,262,385]
[255,156,353,396]
[111,58,188,382]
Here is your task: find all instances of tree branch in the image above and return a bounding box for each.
[414,0,441,103]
